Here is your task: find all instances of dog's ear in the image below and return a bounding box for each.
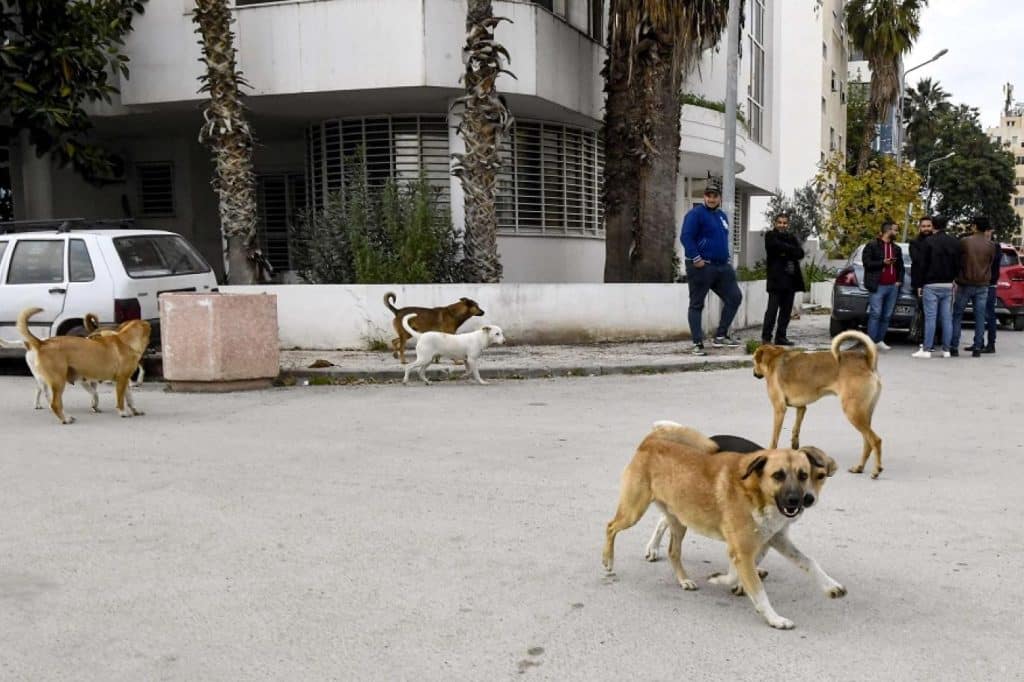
[741,454,768,480]
[801,446,837,477]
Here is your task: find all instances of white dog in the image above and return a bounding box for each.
[400,313,505,385]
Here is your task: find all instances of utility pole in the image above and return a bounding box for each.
[723,0,741,267]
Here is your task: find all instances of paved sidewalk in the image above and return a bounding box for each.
[279,309,833,383]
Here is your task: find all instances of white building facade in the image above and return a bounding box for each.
[986,101,1024,246]
[6,0,782,281]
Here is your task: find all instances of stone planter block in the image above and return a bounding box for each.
[160,293,279,387]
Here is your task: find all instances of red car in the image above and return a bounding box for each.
[974,244,1024,331]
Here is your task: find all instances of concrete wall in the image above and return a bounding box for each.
[222,282,773,350]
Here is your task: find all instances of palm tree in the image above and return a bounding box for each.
[903,77,950,163]
[451,0,514,283]
[602,0,731,282]
[845,0,927,174]
[192,0,259,285]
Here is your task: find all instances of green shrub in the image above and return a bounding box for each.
[736,260,767,281]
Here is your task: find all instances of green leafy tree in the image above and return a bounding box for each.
[845,82,871,174]
[0,0,147,182]
[762,182,822,244]
[903,96,1020,236]
[815,153,923,257]
[845,0,926,174]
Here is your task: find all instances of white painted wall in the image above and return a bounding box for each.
[222,282,772,350]
[497,236,605,282]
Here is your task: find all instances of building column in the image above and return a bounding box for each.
[447,99,466,239]
[11,131,55,219]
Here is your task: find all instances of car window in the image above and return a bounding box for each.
[113,235,212,278]
[68,239,95,282]
[6,239,65,284]
[1001,249,1020,267]
[0,240,8,267]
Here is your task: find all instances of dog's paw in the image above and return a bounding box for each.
[602,558,614,574]
[476,380,490,385]
[644,547,660,562]
[870,468,883,480]
[708,572,734,587]
[731,583,745,596]
[848,465,864,474]
[767,615,795,630]
[91,407,102,413]
[61,416,76,425]
[118,411,134,419]
[824,582,847,599]
[132,409,145,417]
[677,578,698,591]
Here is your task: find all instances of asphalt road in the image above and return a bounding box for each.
[1,332,1021,681]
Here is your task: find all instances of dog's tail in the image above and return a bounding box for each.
[400,312,421,340]
[83,312,100,333]
[17,307,45,352]
[383,291,400,315]
[830,329,877,370]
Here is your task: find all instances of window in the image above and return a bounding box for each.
[831,70,838,92]
[7,240,64,284]
[830,127,836,151]
[136,162,175,217]
[0,241,7,266]
[746,0,766,144]
[1016,156,1024,165]
[495,120,604,236]
[1015,197,1024,207]
[821,97,826,113]
[307,116,451,214]
[532,0,554,10]
[822,42,827,58]
[256,173,307,272]
[113,235,211,279]
[589,0,604,41]
[68,239,95,282]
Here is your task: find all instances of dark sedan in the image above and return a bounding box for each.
[830,242,918,339]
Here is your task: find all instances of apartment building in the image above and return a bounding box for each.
[986,100,1024,246]
[6,0,781,281]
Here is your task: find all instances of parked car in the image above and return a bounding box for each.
[962,243,1024,331]
[0,219,218,354]
[829,241,917,338]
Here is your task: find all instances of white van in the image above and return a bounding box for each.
[0,219,218,353]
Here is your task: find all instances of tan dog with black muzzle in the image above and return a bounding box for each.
[603,421,845,630]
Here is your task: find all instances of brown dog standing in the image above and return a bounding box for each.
[18,307,151,424]
[384,292,484,364]
[603,424,844,630]
[752,330,883,478]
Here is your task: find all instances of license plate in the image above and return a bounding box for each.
[895,305,914,316]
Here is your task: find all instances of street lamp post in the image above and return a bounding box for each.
[925,151,956,212]
[896,48,949,165]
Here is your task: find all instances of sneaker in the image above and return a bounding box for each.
[948,349,959,357]
[712,335,741,348]
[877,341,892,351]
[941,350,951,358]
[691,343,707,356]
[981,346,995,354]
[911,349,932,359]
[972,349,982,358]
[773,338,796,346]
[964,346,979,352]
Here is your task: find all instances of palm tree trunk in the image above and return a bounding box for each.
[630,26,683,282]
[452,0,513,283]
[602,2,641,282]
[193,0,259,285]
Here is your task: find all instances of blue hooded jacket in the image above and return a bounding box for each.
[680,203,731,264]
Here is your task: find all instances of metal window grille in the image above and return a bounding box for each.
[732,192,744,256]
[256,173,306,272]
[746,0,766,145]
[306,116,450,213]
[497,120,604,237]
[136,162,175,217]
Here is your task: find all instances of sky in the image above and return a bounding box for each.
[904,0,1024,129]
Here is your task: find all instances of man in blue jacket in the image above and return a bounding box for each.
[680,177,743,356]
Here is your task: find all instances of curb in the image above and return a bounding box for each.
[277,357,753,385]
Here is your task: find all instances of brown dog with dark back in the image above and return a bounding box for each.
[383,292,484,364]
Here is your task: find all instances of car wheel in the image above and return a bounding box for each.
[1014,316,1024,332]
[61,324,87,338]
[829,317,852,336]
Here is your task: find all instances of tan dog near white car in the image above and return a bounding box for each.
[84,313,145,386]
[18,307,151,424]
[401,313,505,385]
[752,329,884,478]
[603,420,845,630]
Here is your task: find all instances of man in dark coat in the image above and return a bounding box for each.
[760,212,805,345]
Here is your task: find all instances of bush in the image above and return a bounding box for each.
[736,260,767,281]
[291,148,463,284]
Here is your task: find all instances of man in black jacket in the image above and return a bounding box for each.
[862,220,905,349]
[760,212,805,345]
[908,216,934,344]
[981,230,1002,354]
[911,215,959,358]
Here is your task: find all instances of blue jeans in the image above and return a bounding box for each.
[686,262,743,344]
[867,284,898,343]
[921,284,953,351]
[951,285,988,350]
[985,285,997,348]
